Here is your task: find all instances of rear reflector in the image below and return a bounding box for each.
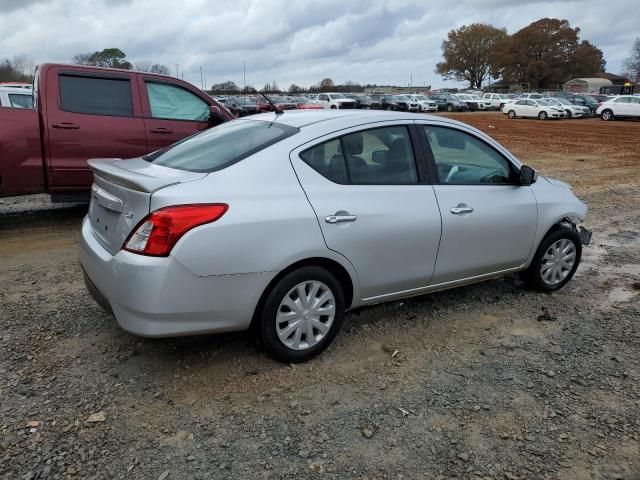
[123,204,228,256]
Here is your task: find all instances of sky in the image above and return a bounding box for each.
[0,0,638,90]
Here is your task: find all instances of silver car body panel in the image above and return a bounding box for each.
[79,110,588,337]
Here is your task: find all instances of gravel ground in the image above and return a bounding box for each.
[1,113,639,480]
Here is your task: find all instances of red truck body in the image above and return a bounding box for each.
[0,63,233,199]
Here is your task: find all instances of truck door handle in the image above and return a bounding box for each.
[451,205,474,215]
[325,212,357,224]
[150,127,173,134]
[51,122,79,129]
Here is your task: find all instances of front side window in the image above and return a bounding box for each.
[145,119,298,172]
[300,126,418,185]
[59,74,132,117]
[9,93,33,109]
[146,82,209,121]
[424,126,514,185]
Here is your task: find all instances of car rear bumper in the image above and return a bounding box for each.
[78,216,274,337]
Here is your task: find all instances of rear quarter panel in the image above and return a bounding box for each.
[150,140,355,282]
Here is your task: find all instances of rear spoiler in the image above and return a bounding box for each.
[87,158,206,193]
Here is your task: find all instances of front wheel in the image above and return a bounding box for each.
[446,104,454,112]
[260,267,345,363]
[565,110,572,119]
[508,110,516,119]
[601,109,614,121]
[538,111,548,120]
[521,227,582,292]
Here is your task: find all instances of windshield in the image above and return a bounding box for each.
[582,96,598,106]
[395,95,410,101]
[555,98,572,105]
[269,96,290,103]
[537,100,555,106]
[359,95,373,101]
[329,93,346,99]
[145,120,298,173]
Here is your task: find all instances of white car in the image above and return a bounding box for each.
[543,98,590,119]
[504,99,567,120]
[316,93,356,109]
[0,86,33,109]
[408,95,438,112]
[456,94,492,111]
[482,93,515,111]
[596,95,640,121]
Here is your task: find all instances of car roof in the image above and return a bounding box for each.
[238,109,444,129]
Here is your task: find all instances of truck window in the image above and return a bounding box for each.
[145,82,209,121]
[59,74,133,117]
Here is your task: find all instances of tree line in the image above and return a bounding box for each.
[436,18,607,89]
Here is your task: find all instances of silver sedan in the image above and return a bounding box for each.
[79,110,590,362]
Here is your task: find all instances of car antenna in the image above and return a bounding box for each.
[260,91,283,115]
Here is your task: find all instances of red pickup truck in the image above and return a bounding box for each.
[0,63,233,200]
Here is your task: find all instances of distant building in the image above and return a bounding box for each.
[563,73,634,94]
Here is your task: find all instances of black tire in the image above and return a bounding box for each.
[601,109,614,121]
[565,110,572,119]
[260,266,345,363]
[446,104,454,112]
[330,105,337,109]
[538,111,548,120]
[521,226,582,292]
[508,110,516,119]
[385,105,394,111]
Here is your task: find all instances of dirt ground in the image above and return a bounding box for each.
[1,113,639,480]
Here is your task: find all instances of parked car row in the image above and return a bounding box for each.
[501,94,640,121]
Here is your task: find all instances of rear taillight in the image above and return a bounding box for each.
[123,204,228,257]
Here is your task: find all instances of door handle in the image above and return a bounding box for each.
[150,127,173,134]
[325,213,357,224]
[451,205,474,215]
[51,122,79,129]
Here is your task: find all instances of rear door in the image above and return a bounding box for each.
[138,76,212,152]
[418,123,537,283]
[290,122,442,300]
[44,68,148,191]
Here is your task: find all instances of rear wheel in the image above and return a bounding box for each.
[538,111,548,120]
[521,227,582,292]
[601,109,614,121]
[260,267,345,363]
[385,105,394,111]
[508,110,516,119]
[565,109,572,119]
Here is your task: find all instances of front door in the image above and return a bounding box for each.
[138,78,212,152]
[419,124,537,284]
[290,123,442,300]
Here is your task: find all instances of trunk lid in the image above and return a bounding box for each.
[87,158,207,255]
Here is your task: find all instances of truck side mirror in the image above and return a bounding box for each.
[519,165,537,185]
[209,105,228,124]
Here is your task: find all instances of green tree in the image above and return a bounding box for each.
[494,18,605,89]
[73,48,132,69]
[435,23,507,89]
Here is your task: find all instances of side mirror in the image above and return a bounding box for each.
[519,165,537,185]
[209,105,229,123]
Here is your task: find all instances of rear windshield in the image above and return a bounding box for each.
[144,119,299,172]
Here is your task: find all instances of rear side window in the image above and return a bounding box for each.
[145,119,298,172]
[300,139,348,184]
[146,82,210,121]
[301,126,418,185]
[59,74,132,117]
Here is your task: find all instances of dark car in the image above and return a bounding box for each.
[344,94,382,109]
[565,94,599,116]
[429,93,469,112]
[225,96,259,117]
[369,94,406,111]
[255,95,298,112]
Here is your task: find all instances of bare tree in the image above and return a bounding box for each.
[134,60,171,75]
